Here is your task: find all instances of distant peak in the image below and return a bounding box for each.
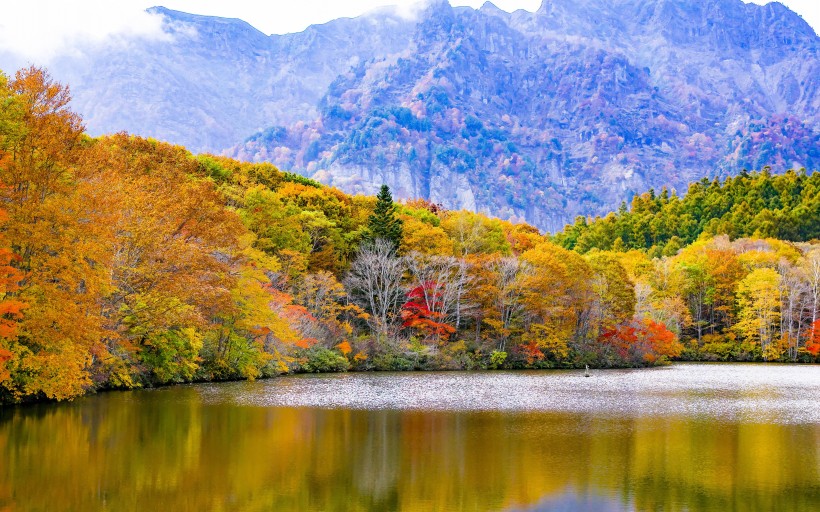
[147,5,268,36]
[147,6,196,19]
[479,1,534,14]
[424,0,453,12]
[147,6,253,26]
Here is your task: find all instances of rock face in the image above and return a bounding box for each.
[11,0,818,230]
[39,6,415,153]
[231,0,820,230]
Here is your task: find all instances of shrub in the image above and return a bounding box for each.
[370,352,416,371]
[489,350,507,369]
[300,347,350,373]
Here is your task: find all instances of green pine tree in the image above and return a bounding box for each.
[366,184,403,252]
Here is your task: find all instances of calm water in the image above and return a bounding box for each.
[2,364,819,511]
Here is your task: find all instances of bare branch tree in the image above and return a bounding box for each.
[491,256,528,351]
[344,239,405,342]
[804,248,820,340]
[778,259,806,360]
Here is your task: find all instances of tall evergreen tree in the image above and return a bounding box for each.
[367,184,403,252]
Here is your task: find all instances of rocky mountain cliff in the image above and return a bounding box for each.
[233,0,819,230]
[35,6,415,153]
[7,0,817,230]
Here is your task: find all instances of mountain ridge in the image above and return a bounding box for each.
[2,0,816,230]
[232,0,819,229]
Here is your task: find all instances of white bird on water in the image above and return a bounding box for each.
[584,364,590,377]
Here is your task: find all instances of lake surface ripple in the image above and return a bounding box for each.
[221,363,820,424]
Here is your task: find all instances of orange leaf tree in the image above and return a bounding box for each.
[598,319,682,366]
[805,320,820,358]
[0,67,105,400]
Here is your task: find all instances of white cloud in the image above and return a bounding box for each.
[0,0,815,66]
[0,1,173,64]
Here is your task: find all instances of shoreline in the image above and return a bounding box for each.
[3,359,818,408]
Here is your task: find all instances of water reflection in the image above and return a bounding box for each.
[1,365,819,511]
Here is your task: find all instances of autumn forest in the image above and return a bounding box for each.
[0,67,819,404]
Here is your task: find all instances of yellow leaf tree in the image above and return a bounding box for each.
[735,268,782,360]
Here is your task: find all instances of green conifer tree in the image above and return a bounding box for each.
[366,184,403,252]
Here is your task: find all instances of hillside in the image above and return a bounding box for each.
[1,0,815,231]
[554,168,820,255]
[1,69,819,404]
[233,0,819,229]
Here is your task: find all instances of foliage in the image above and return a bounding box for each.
[401,283,456,342]
[299,347,350,373]
[555,170,820,254]
[598,319,683,367]
[366,184,403,252]
[0,67,817,402]
[489,350,507,369]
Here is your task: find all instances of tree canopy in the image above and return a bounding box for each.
[0,67,817,403]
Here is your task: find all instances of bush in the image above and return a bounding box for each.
[699,334,738,361]
[300,347,350,373]
[370,352,416,371]
[489,350,507,369]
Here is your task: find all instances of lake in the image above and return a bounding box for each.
[2,363,819,511]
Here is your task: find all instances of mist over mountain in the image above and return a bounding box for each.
[11,0,818,230]
[36,6,416,154]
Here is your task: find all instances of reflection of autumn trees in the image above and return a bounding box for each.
[1,392,818,511]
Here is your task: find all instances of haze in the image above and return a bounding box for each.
[0,1,817,65]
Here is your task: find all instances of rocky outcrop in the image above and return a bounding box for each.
[7,1,816,230]
[36,6,415,152]
[233,0,819,229]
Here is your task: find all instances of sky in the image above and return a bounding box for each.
[0,1,817,64]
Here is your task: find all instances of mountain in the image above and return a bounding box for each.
[5,0,817,230]
[33,6,415,153]
[233,0,819,230]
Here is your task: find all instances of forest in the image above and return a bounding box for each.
[0,67,818,403]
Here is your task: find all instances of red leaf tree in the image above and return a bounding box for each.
[401,282,455,343]
[805,320,820,357]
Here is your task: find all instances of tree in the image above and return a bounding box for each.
[203,244,301,381]
[598,319,682,366]
[404,252,472,336]
[467,255,526,351]
[441,210,510,256]
[292,270,360,346]
[401,284,456,342]
[84,135,244,386]
[804,248,820,342]
[399,212,453,255]
[0,67,105,400]
[805,320,820,358]
[585,251,636,332]
[518,243,593,362]
[778,260,806,360]
[366,185,403,252]
[736,268,782,360]
[345,239,405,342]
[703,247,744,332]
[0,209,26,388]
